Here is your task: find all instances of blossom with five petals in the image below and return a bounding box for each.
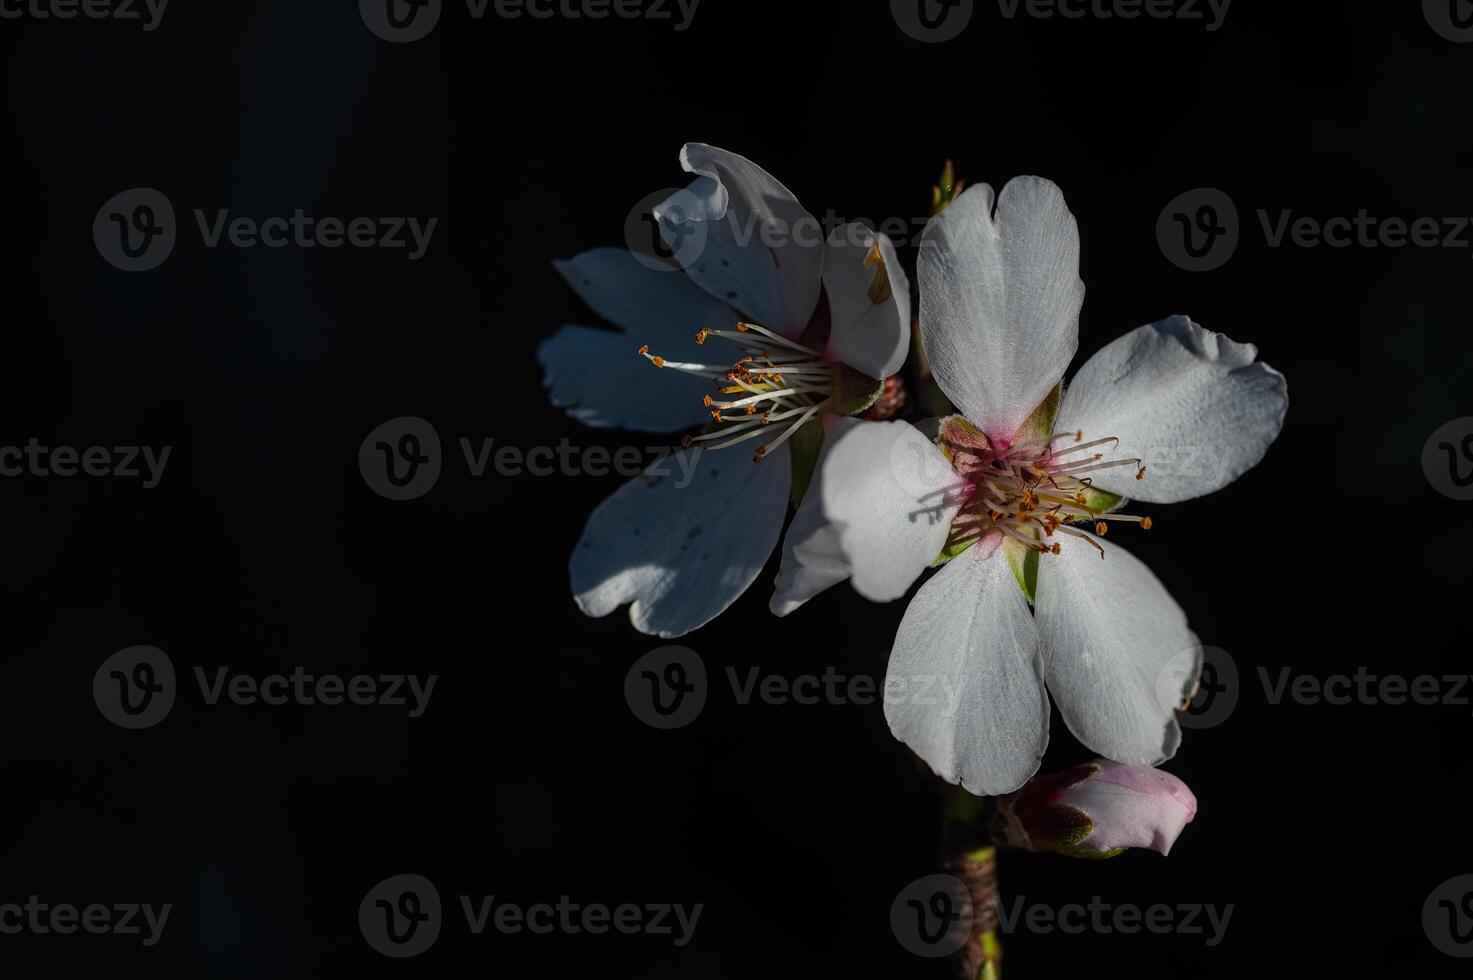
[540,144,910,637]
[773,177,1288,794]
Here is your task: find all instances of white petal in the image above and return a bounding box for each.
[825,417,965,602]
[885,537,1049,796]
[1057,316,1288,503]
[543,248,741,432]
[918,178,1084,439]
[653,144,823,337]
[571,445,791,638]
[1036,532,1199,767]
[821,225,911,380]
[771,417,961,614]
[769,482,849,617]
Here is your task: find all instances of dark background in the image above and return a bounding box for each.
[3,1,1471,976]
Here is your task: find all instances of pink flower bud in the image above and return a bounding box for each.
[988,760,1197,858]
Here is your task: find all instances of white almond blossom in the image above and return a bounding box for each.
[773,177,1288,794]
[539,144,910,638]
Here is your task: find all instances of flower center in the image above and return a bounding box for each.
[941,422,1153,559]
[640,321,832,463]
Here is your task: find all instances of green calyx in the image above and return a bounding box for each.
[932,159,966,216]
[787,419,825,508]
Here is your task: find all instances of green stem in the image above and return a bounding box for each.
[941,786,1003,980]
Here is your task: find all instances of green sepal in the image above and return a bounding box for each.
[931,159,966,216]
[934,534,979,567]
[1072,487,1126,524]
[1003,536,1039,605]
[1015,383,1062,443]
[831,362,885,417]
[1060,847,1127,861]
[787,420,825,508]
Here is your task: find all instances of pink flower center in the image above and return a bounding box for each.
[940,420,1152,559]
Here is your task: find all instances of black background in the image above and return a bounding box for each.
[3,1,1471,976]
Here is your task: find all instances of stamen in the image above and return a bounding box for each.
[937,425,1153,563]
[652,320,835,462]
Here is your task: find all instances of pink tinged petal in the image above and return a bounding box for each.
[918,178,1084,440]
[1057,315,1289,504]
[1035,532,1200,767]
[543,248,742,432]
[884,536,1049,797]
[653,143,823,338]
[821,225,911,380]
[571,445,791,639]
[1065,761,1198,856]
